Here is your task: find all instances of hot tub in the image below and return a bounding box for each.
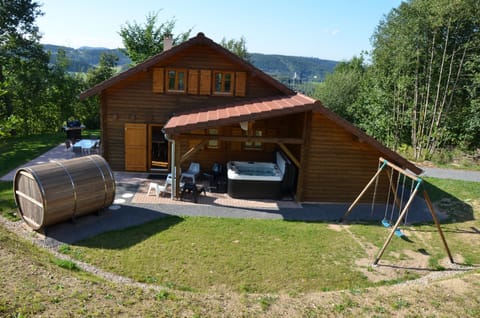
[227,161,283,199]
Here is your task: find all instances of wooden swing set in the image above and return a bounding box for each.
[340,157,454,266]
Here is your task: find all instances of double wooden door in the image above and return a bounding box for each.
[125,123,170,171]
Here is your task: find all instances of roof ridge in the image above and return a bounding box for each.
[79,32,294,99]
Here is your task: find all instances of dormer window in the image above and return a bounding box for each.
[214,71,234,95]
[167,68,186,92]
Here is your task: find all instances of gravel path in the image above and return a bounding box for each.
[420,167,480,182]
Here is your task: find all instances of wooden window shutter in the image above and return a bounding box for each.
[152,68,164,93]
[235,72,247,96]
[187,69,199,94]
[199,70,212,95]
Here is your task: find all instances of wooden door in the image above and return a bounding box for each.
[125,123,147,171]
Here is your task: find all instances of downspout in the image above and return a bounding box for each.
[170,139,176,200]
[163,131,176,200]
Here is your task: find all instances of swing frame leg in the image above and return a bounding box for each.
[373,181,421,266]
[340,161,387,222]
[423,189,454,264]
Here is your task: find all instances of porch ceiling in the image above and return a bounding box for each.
[163,93,318,134]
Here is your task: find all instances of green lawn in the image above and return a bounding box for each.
[69,217,373,293]
[1,132,479,295]
[0,132,65,176]
[61,176,480,293]
[2,223,479,317]
[0,131,99,220]
[0,132,65,220]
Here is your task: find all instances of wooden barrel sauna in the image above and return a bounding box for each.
[14,155,116,230]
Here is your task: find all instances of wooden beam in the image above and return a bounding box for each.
[175,134,303,144]
[179,139,208,164]
[379,157,420,181]
[296,111,312,201]
[277,143,301,168]
[340,160,388,222]
[423,189,454,264]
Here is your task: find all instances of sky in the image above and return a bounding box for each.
[36,0,402,61]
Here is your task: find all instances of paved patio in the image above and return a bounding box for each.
[2,142,444,244]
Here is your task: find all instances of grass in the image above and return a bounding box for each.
[423,177,480,203]
[73,217,371,293]
[0,181,17,221]
[0,132,65,220]
[0,132,479,315]
[0,132,65,176]
[6,222,475,318]
[0,130,100,220]
[63,176,480,295]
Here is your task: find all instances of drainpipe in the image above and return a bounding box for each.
[170,139,176,200]
[163,130,176,200]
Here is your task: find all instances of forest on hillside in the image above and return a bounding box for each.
[43,44,131,72]
[1,0,478,163]
[43,45,337,83]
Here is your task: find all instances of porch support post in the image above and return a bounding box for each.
[295,111,312,201]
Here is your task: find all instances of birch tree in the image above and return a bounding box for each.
[369,0,479,159]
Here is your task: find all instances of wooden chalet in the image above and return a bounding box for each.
[80,32,421,203]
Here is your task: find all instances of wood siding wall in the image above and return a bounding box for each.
[101,44,284,170]
[300,112,390,203]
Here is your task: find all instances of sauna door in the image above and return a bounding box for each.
[125,123,147,171]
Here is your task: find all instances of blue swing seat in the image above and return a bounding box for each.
[382,219,405,237]
[381,219,391,228]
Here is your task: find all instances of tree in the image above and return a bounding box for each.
[313,55,365,121]
[367,0,479,159]
[0,0,54,136]
[86,53,118,87]
[78,53,119,129]
[0,0,46,118]
[46,49,85,126]
[220,36,250,62]
[119,11,192,65]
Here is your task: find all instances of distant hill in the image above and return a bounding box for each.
[42,45,337,82]
[43,44,131,72]
[250,53,337,83]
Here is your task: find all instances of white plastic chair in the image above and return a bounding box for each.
[180,162,200,184]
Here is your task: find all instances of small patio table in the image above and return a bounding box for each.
[73,139,98,155]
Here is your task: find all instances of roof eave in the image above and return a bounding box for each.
[164,103,318,135]
[79,32,294,100]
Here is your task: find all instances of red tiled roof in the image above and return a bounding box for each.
[163,92,422,175]
[163,93,318,134]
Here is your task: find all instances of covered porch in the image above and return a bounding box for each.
[161,93,319,201]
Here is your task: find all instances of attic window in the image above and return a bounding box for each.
[213,71,234,95]
[167,68,186,92]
